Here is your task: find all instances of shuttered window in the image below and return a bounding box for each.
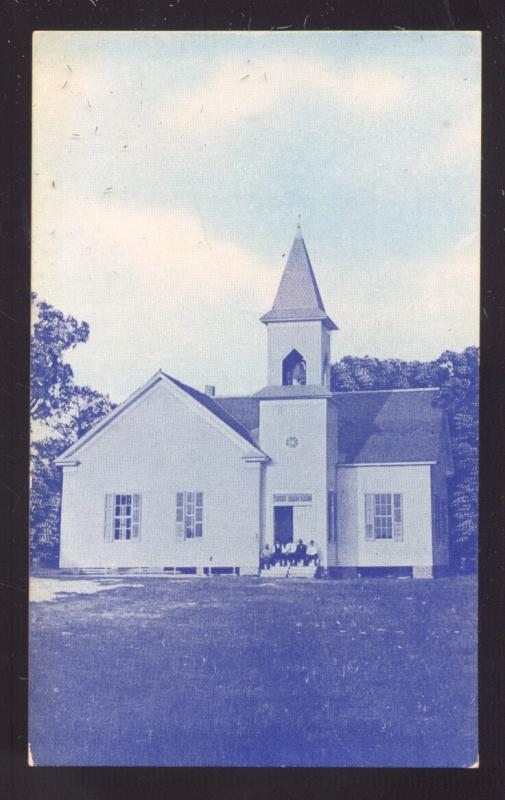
[176,492,203,539]
[104,493,141,541]
[365,493,403,541]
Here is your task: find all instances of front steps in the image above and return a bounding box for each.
[260,564,317,579]
[260,565,289,578]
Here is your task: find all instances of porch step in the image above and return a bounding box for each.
[288,565,317,579]
[260,565,289,578]
[259,565,317,579]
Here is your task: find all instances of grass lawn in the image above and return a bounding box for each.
[29,575,477,767]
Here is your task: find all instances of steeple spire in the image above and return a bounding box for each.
[260,226,337,331]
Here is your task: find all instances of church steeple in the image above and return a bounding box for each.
[260,225,338,388]
[260,225,337,331]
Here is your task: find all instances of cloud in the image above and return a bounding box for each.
[169,56,411,132]
[328,232,479,362]
[31,33,480,398]
[412,118,481,176]
[32,196,278,398]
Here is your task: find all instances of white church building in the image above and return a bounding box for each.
[56,226,453,578]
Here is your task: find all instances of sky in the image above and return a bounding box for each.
[32,31,481,403]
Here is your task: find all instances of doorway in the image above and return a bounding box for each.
[274,506,293,546]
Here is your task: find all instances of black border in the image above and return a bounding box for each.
[2,2,505,798]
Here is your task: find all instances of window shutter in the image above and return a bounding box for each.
[131,494,141,539]
[195,493,203,537]
[365,494,374,540]
[175,493,184,540]
[393,494,403,541]
[328,491,336,543]
[104,493,114,542]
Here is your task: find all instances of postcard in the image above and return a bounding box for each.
[29,30,479,766]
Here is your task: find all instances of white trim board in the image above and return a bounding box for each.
[337,461,436,468]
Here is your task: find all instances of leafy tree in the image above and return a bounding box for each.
[30,296,115,564]
[31,293,90,422]
[30,437,67,565]
[331,347,479,569]
[52,385,117,442]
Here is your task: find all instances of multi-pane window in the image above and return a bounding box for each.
[273,493,312,504]
[365,493,403,541]
[104,493,141,542]
[176,492,203,539]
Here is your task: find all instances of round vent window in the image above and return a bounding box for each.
[285,436,299,449]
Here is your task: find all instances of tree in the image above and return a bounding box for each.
[30,437,67,565]
[331,348,479,569]
[31,293,90,422]
[30,296,115,564]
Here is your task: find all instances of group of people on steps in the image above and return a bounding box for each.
[260,538,319,570]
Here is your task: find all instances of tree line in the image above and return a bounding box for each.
[331,350,478,568]
[30,296,478,569]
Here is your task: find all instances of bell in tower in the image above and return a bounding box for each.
[282,349,306,386]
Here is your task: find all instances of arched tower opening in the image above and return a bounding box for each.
[282,349,306,386]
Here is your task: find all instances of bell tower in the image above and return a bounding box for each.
[260,225,338,388]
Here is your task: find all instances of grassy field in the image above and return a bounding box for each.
[29,575,477,767]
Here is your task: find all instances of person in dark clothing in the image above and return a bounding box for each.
[294,538,307,566]
[273,541,283,566]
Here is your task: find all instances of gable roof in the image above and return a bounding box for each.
[216,387,449,467]
[55,371,265,464]
[332,388,446,465]
[260,226,338,330]
[213,395,261,432]
[162,373,259,447]
[56,371,448,470]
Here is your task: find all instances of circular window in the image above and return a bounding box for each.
[285,436,299,449]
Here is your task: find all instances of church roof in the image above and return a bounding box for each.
[332,388,448,466]
[55,371,449,469]
[260,226,338,330]
[214,388,450,466]
[212,395,262,432]
[162,373,260,448]
[55,371,266,464]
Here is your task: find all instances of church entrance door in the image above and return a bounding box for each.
[274,506,293,546]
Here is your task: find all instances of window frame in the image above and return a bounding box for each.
[104,493,141,542]
[176,491,204,540]
[365,492,403,542]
